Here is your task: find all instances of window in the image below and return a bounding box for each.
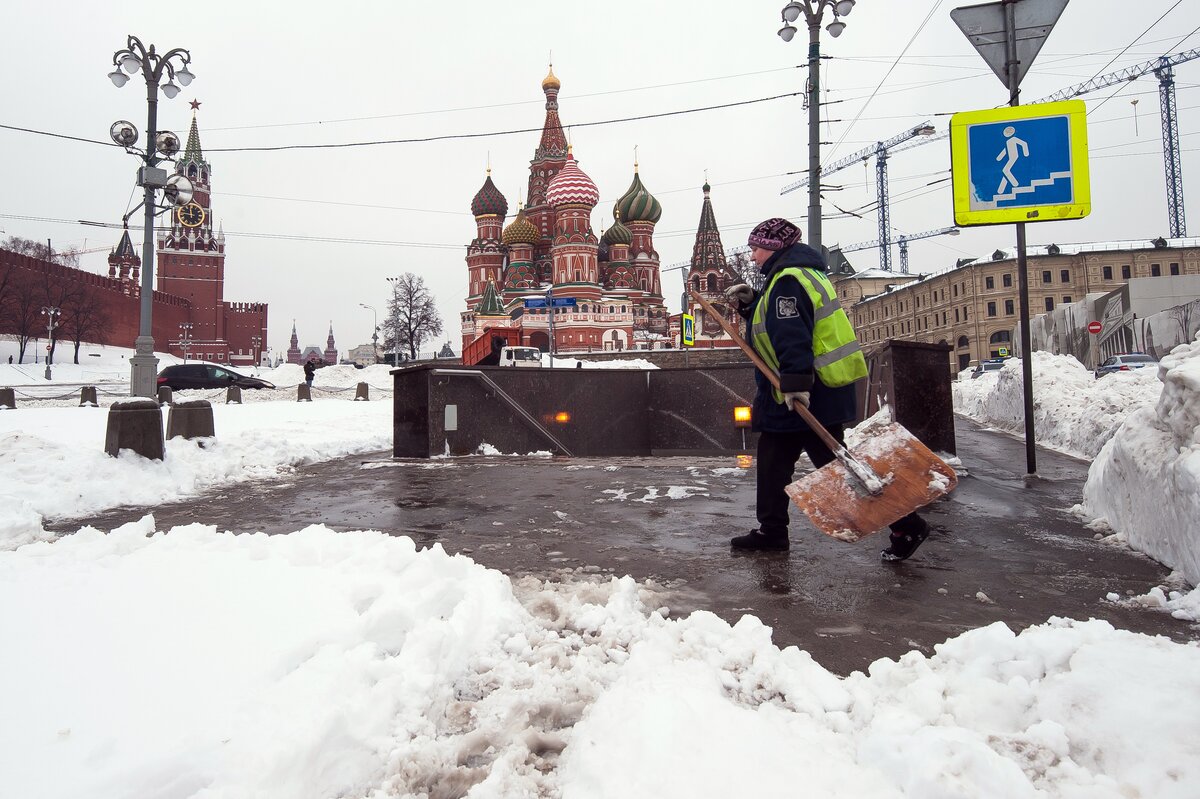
[1060,269,1070,283]
[954,308,960,323]
[990,330,1011,344]
[1041,270,1052,283]
[987,302,996,317]
[1121,265,1131,279]
[706,275,717,292]
[1170,262,1180,276]
[1003,274,1013,288]
[1151,263,1161,277]
[957,336,969,348]
[985,276,995,290]
[1005,299,1015,315]
[574,270,581,281]
[953,284,959,297]
[1063,296,1071,304]
[1044,297,1054,311]
[1103,265,1113,280]
[963,306,969,320]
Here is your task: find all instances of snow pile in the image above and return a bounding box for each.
[953,351,1161,458]
[550,356,660,370]
[0,401,392,550]
[259,362,395,389]
[1081,336,1200,586]
[2,520,1198,798]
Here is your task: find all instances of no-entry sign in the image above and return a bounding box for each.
[1088,321,1102,334]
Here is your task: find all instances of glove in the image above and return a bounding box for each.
[782,391,810,410]
[724,283,756,306]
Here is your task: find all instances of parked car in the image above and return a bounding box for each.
[157,364,276,391]
[1094,353,1157,378]
[970,359,1007,379]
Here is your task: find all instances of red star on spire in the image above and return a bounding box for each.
[189,99,201,111]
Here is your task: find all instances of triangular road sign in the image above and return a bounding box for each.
[951,0,1068,89]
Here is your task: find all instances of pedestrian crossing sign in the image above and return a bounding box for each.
[682,313,695,347]
[950,100,1090,226]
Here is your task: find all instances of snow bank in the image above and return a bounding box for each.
[261,362,396,389]
[2,521,1198,798]
[1081,336,1200,585]
[549,356,660,369]
[953,351,1161,459]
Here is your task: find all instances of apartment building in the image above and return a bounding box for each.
[836,238,1200,373]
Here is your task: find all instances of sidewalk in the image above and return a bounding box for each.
[52,417,1193,674]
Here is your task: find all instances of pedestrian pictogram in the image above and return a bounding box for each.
[681,314,695,347]
[950,100,1090,226]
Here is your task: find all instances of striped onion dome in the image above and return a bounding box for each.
[502,206,540,246]
[601,215,633,246]
[545,152,599,208]
[614,169,662,224]
[470,172,509,218]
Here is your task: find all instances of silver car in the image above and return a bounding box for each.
[1094,353,1157,378]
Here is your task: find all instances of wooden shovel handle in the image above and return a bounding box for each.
[688,289,845,454]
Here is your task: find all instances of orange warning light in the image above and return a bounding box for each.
[554,411,571,423]
[733,406,752,427]
[736,454,753,469]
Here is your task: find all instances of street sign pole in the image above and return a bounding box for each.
[546,286,555,370]
[1006,0,1039,478]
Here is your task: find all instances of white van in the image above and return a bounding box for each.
[499,346,543,367]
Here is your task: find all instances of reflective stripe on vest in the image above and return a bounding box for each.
[750,266,868,400]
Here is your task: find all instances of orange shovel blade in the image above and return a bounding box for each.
[784,421,957,543]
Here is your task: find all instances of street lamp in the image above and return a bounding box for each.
[250,335,261,369]
[359,303,379,364]
[777,0,856,254]
[177,322,194,363]
[108,34,195,398]
[41,306,60,381]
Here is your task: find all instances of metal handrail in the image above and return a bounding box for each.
[430,369,573,456]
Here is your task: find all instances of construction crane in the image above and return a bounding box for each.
[781,122,941,272]
[1032,48,1200,238]
[835,226,960,274]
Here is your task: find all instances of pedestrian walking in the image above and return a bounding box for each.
[303,359,316,388]
[724,217,931,562]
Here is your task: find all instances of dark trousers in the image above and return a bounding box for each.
[756,426,924,540]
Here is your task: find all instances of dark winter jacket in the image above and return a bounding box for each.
[739,243,860,433]
[303,362,316,379]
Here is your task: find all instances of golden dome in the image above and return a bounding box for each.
[542,65,560,91]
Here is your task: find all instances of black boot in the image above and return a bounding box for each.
[731,529,789,551]
[880,517,930,562]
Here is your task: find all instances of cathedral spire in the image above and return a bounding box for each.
[534,65,567,161]
[182,105,208,169]
[689,180,737,280]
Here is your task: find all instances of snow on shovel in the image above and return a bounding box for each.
[689,289,957,542]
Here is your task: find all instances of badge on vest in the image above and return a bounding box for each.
[776,296,799,319]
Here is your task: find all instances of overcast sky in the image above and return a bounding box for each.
[2,0,1198,356]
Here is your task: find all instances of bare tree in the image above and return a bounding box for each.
[60,286,113,363]
[729,250,764,291]
[37,268,84,365]
[384,273,444,361]
[2,236,81,268]
[9,276,40,363]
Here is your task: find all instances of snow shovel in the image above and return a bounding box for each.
[689,289,957,542]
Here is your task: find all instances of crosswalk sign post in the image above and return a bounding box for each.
[681,314,695,347]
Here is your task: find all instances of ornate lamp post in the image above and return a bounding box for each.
[250,335,262,369]
[777,0,856,254]
[107,35,196,397]
[359,303,379,364]
[177,322,194,363]
[41,306,60,381]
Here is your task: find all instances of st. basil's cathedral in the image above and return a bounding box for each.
[460,67,674,355]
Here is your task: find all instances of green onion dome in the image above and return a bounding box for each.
[614,169,662,224]
[601,215,633,246]
[471,172,509,218]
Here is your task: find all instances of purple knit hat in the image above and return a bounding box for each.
[747,218,801,251]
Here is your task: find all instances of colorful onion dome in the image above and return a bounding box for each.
[502,206,540,246]
[504,261,539,290]
[545,152,599,208]
[602,214,633,246]
[614,168,662,224]
[542,65,560,91]
[470,171,508,218]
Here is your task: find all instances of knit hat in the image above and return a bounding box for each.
[747,218,802,251]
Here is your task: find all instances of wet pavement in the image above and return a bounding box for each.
[55,417,1195,675]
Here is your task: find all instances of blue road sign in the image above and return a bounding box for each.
[550,297,577,307]
[950,100,1090,226]
[523,298,548,308]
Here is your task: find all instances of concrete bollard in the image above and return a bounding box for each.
[79,386,99,407]
[0,387,15,410]
[354,382,369,401]
[105,399,165,460]
[297,384,312,402]
[157,385,173,406]
[226,386,243,404]
[166,399,216,441]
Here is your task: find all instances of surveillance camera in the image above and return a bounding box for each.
[155,131,181,158]
[109,120,139,147]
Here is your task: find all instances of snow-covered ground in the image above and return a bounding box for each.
[1,337,1199,797]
